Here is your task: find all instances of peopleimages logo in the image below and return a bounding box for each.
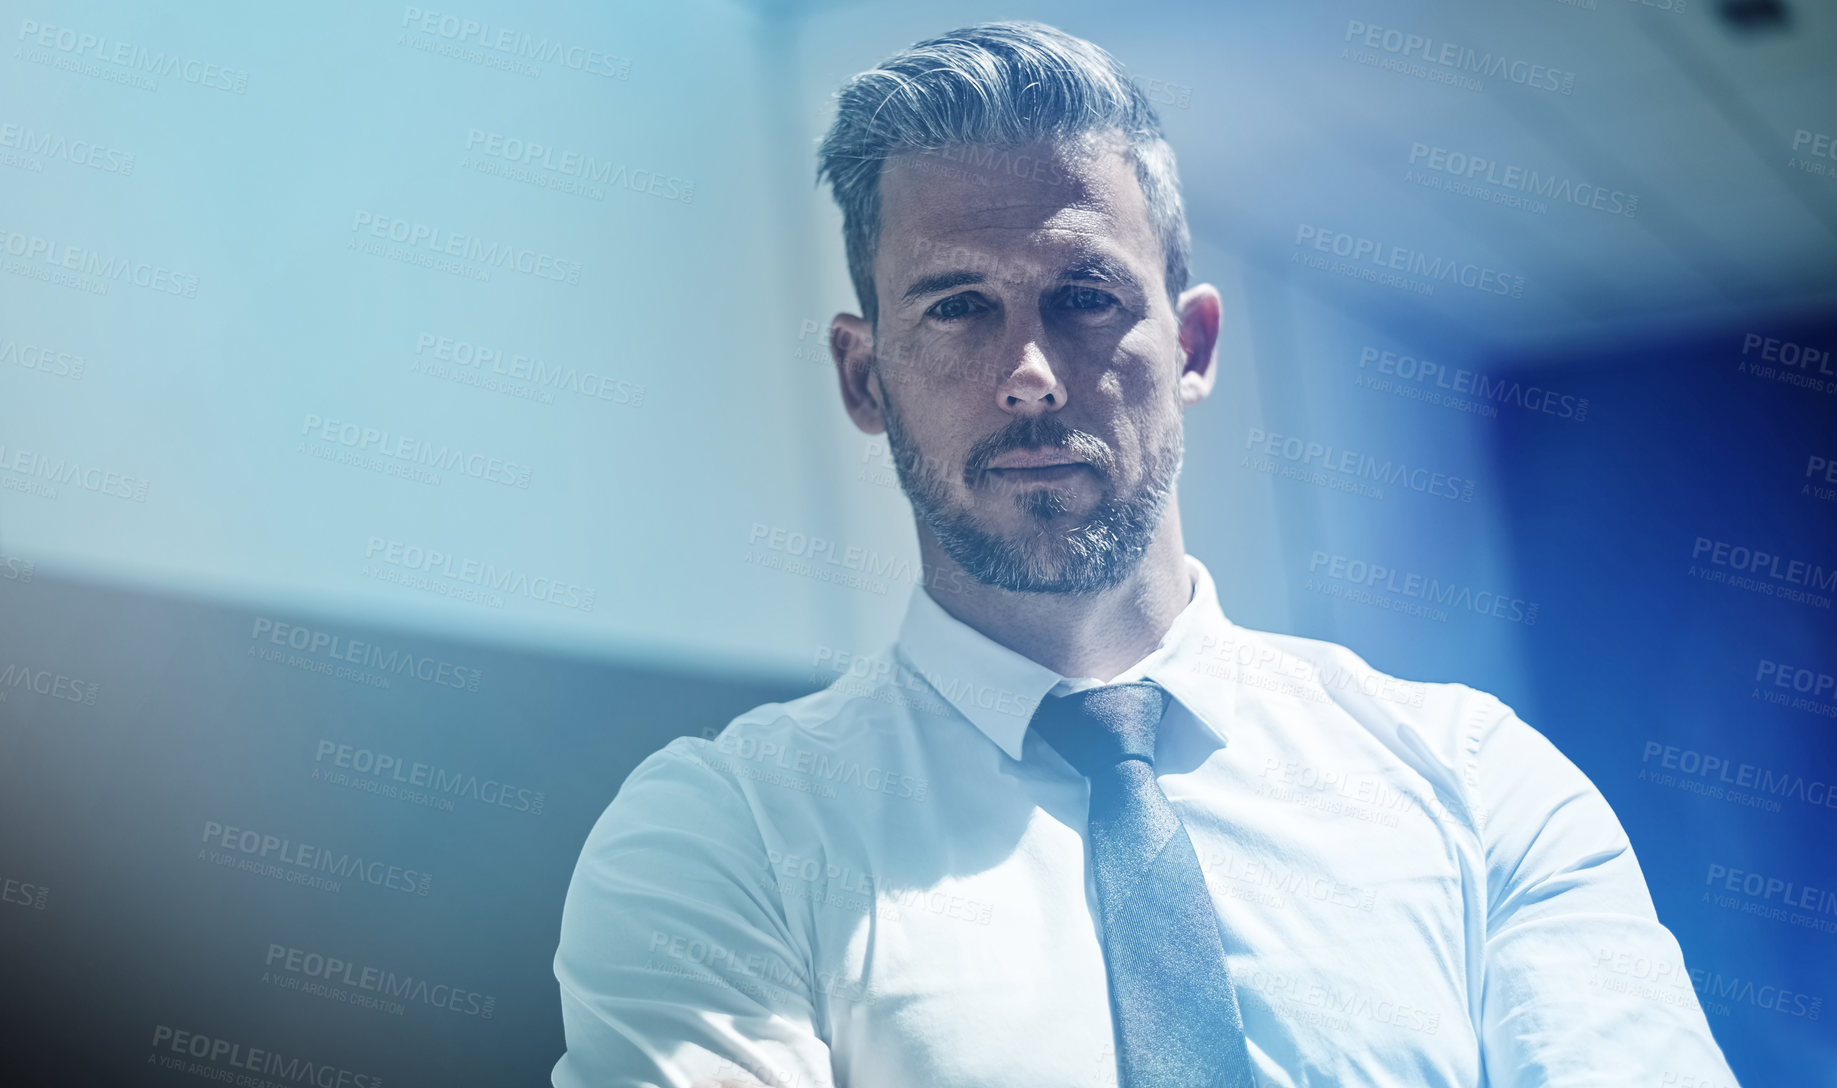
[250,617,481,692]
[0,552,33,582]
[1688,967,1824,1020]
[1752,658,1837,720]
[300,412,532,488]
[265,943,496,1018]
[744,522,974,598]
[398,7,632,79]
[1244,427,1477,502]
[1406,143,1636,217]
[1342,21,1577,95]
[15,19,251,94]
[348,211,583,285]
[412,332,645,406]
[1755,659,1834,701]
[0,225,198,296]
[0,120,135,174]
[1307,551,1539,625]
[147,1026,380,1088]
[314,740,544,814]
[1792,128,1836,162]
[0,442,150,501]
[0,337,87,380]
[1742,333,1832,375]
[1703,864,1837,919]
[1293,224,1526,298]
[200,820,432,895]
[713,732,929,802]
[362,537,597,612]
[0,660,99,704]
[2,875,48,910]
[1689,537,1835,606]
[1638,741,1834,813]
[1356,346,1588,421]
[463,130,693,203]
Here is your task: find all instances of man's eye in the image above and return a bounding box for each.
[927,294,986,322]
[1059,286,1117,313]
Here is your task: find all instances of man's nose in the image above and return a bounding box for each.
[995,339,1067,415]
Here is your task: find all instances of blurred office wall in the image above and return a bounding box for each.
[2,0,1833,1084]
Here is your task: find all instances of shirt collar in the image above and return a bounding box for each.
[894,554,1238,761]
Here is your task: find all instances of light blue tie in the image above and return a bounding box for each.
[1030,682,1257,1088]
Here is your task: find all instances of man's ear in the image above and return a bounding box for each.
[1174,283,1222,408]
[831,313,885,434]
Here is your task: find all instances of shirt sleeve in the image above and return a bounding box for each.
[551,736,837,1088]
[1472,696,1742,1087]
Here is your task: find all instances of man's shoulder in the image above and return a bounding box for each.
[614,669,908,811]
[1216,621,1515,770]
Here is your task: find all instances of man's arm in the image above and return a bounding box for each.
[1473,699,1741,1087]
[552,736,836,1088]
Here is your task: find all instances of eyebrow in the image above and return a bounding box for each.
[901,268,987,305]
[1061,255,1144,296]
[898,255,1146,307]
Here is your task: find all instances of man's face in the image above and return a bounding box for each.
[858,134,1197,594]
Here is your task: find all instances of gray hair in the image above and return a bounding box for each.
[816,21,1191,331]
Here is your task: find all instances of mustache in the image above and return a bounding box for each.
[963,416,1114,484]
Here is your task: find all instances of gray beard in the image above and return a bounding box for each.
[880,391,1182,595]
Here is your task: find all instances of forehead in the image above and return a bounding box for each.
[875,135,1158,285]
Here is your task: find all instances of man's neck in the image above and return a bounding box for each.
[917,521,1195,681]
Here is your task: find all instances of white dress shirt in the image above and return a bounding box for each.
[552,554,1740,1087]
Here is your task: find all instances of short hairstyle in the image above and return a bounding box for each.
[816,21,1191,330]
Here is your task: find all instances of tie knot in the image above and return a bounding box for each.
[1029,681,1171,780]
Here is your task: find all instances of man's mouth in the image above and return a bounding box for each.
[987,463,1089,486]
[987,449,1084,470]
[983,450,1091,483]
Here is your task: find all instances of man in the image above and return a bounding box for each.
[553,21,1740,1088]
